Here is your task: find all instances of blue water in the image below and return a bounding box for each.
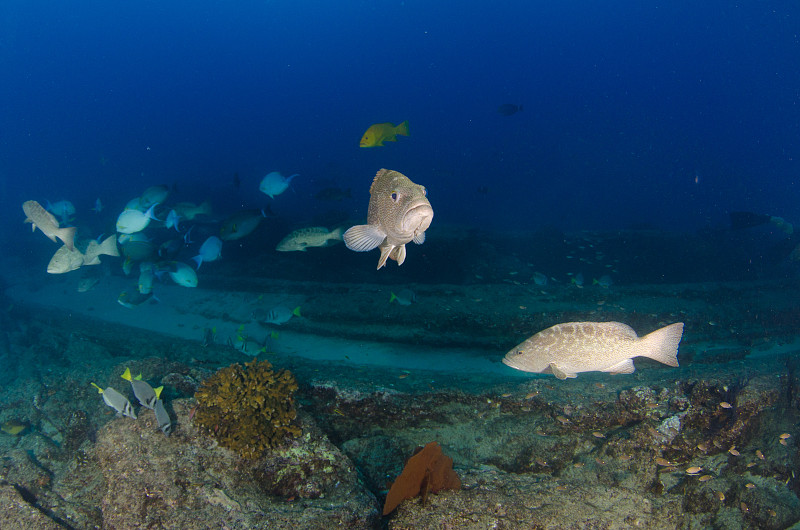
[2,1,799,235]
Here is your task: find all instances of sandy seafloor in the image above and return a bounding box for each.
[1,228,800,529]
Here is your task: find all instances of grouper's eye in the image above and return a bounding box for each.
[390,191,398,202]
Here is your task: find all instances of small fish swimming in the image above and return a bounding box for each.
[46,200,76,223]
[497,103,523,116]
[90,383,137,418]
[121,367,163,410]
[154,399,172,435]
[343,169,433,269]
[390,288,416,306]
[166,261,198,287]
[264,305,301,325]
[259,171,298,198]
[138,262,155,294]
[118,290,154,308]
[192,236,223,269]
[172,201,212,221]
[77,276,100,292]
[91,198,104,213]
[593,275,613,288]
[116,204,159,234]
[1,419,28,436]
[165,209,181,231]
[359,121,409,147]
[275,227,343,252]
[219,209,267,241]
[139,185,170,208]
[533,272,548,286]
[502,321,684,380]
[23,200,76,250]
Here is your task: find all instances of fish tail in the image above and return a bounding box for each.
[154,386,164,399]
[90,382,104,393]
[292,306,302,317]
[638,322,684,367]
[121,367,132,381]
[389,292,397,303]
[396,121,410,136]
[58,226,77,251]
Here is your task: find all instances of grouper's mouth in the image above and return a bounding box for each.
[401,202,434,234]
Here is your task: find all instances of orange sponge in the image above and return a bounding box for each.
[382,441,461,516]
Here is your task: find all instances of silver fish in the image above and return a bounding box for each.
[23,200,76,250]
[154,399,172,435]
[96,385,137,419]
[343,169,433,269]
[503,321,683,380]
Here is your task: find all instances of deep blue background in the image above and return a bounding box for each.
[2,0,799,234]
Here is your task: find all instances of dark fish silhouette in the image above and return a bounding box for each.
[497,104,523,116]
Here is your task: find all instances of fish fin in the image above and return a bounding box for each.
[58,226,77,251]
[377,245,394,269]
[154,386,164,399]
[135,373,143,380]
[395,120,410,136]
[270,331,279,339]
[99,234,120,257]
[390,292,397,303]
[145,203,161,221]
[121,367,132,381]
[90,382,104,393]
[604,359,636,375]
[637,322,683,367]
[343,225,385,252]
[549,363,576,380]
[191,255,202,270]
[292,306,302,317]
[388,244,406,266]
[412,231,426,245]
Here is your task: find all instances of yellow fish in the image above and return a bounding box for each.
[1,420,28,436]
[359,121,409,147]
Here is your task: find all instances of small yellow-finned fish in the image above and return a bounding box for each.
[1,420,28,435]
[359,121,409,147]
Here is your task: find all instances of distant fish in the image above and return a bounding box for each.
[264,305,301,325]
[259,171,298,199]
[571,273,584,288]
[166,261,198,287]
[154,399,172,435]
[46,200,76,223]
[503,321,683,380]
[165,209,181,231]
[90,383,137,419]
[313,187,352,201]
[497,103,522,116]
[91,198,104,213]
[593,275,613,288]
[139,185,170,208]
[219,209,266,241]
[729,211,771,230]
[533,272,548,286]
[360,121,409,147]
[77,276,100,292]
[192,236,223,269]
[172,201,212,221]
[22,200,77,250]
[118,290,153,308]
[276,227,343,252]
[343,169,433,269]
[390,288,416,306]
[116,204,159,234]
[1,419,28,435]
[121,367,163,410]
[138,262,155,294]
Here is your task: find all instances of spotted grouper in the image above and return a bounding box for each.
[503,321,684,379]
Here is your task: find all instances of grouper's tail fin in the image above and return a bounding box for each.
[638,322,683,367]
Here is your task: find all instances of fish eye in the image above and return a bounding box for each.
[390,191,398,202]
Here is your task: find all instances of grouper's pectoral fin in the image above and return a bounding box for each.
[603,359,635,375]
[343,224,385,252]
[548,363,577,380]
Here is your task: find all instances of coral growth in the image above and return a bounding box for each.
[193,359,301,458]
[383,441,461,515]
